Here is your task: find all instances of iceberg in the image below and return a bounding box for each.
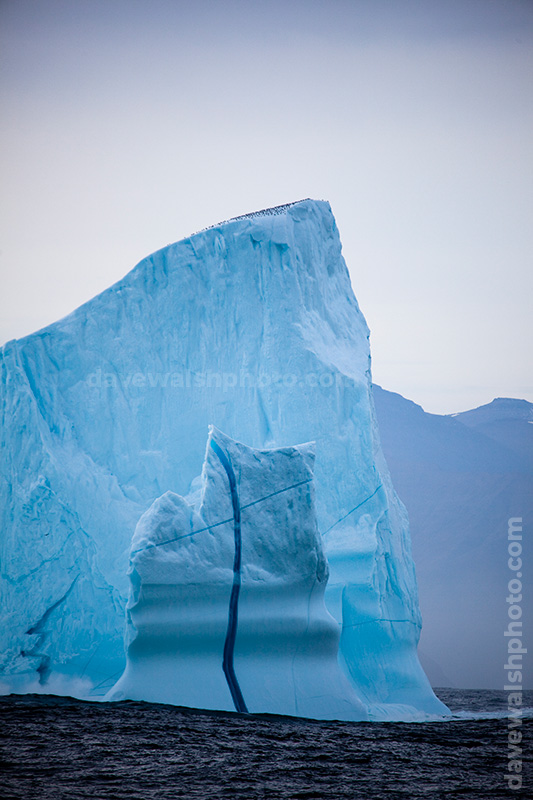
[109,426,368,720]
[0,199,448,718]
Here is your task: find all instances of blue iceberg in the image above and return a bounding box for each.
[0,199,448,719]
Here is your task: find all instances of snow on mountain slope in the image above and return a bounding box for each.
[373,386,532,689]
[0,199,445,717]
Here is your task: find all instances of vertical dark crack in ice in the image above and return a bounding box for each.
[210,439,248,714]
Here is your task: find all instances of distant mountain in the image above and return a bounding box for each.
[373,387,532,689]
[453,398,533,473]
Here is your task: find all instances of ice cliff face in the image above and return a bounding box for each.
[0,199,446,718]
[109,427,368,720]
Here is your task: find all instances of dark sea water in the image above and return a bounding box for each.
[1,689,531,800]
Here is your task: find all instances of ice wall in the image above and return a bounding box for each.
[0,199,447,717]
[109,427,367,720]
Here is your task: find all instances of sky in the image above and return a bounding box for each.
[1,0,531,414]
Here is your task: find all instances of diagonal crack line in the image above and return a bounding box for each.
[241,478,312,511]
[320,484,383,537]
[131,478,313,555]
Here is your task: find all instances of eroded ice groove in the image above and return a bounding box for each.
[108,428,367,721]
[0,199,448,718]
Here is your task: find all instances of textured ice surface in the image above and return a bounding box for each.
[0,199,447,718]
[109,427,368,720]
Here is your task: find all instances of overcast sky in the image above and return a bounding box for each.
[1,0,531,414]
